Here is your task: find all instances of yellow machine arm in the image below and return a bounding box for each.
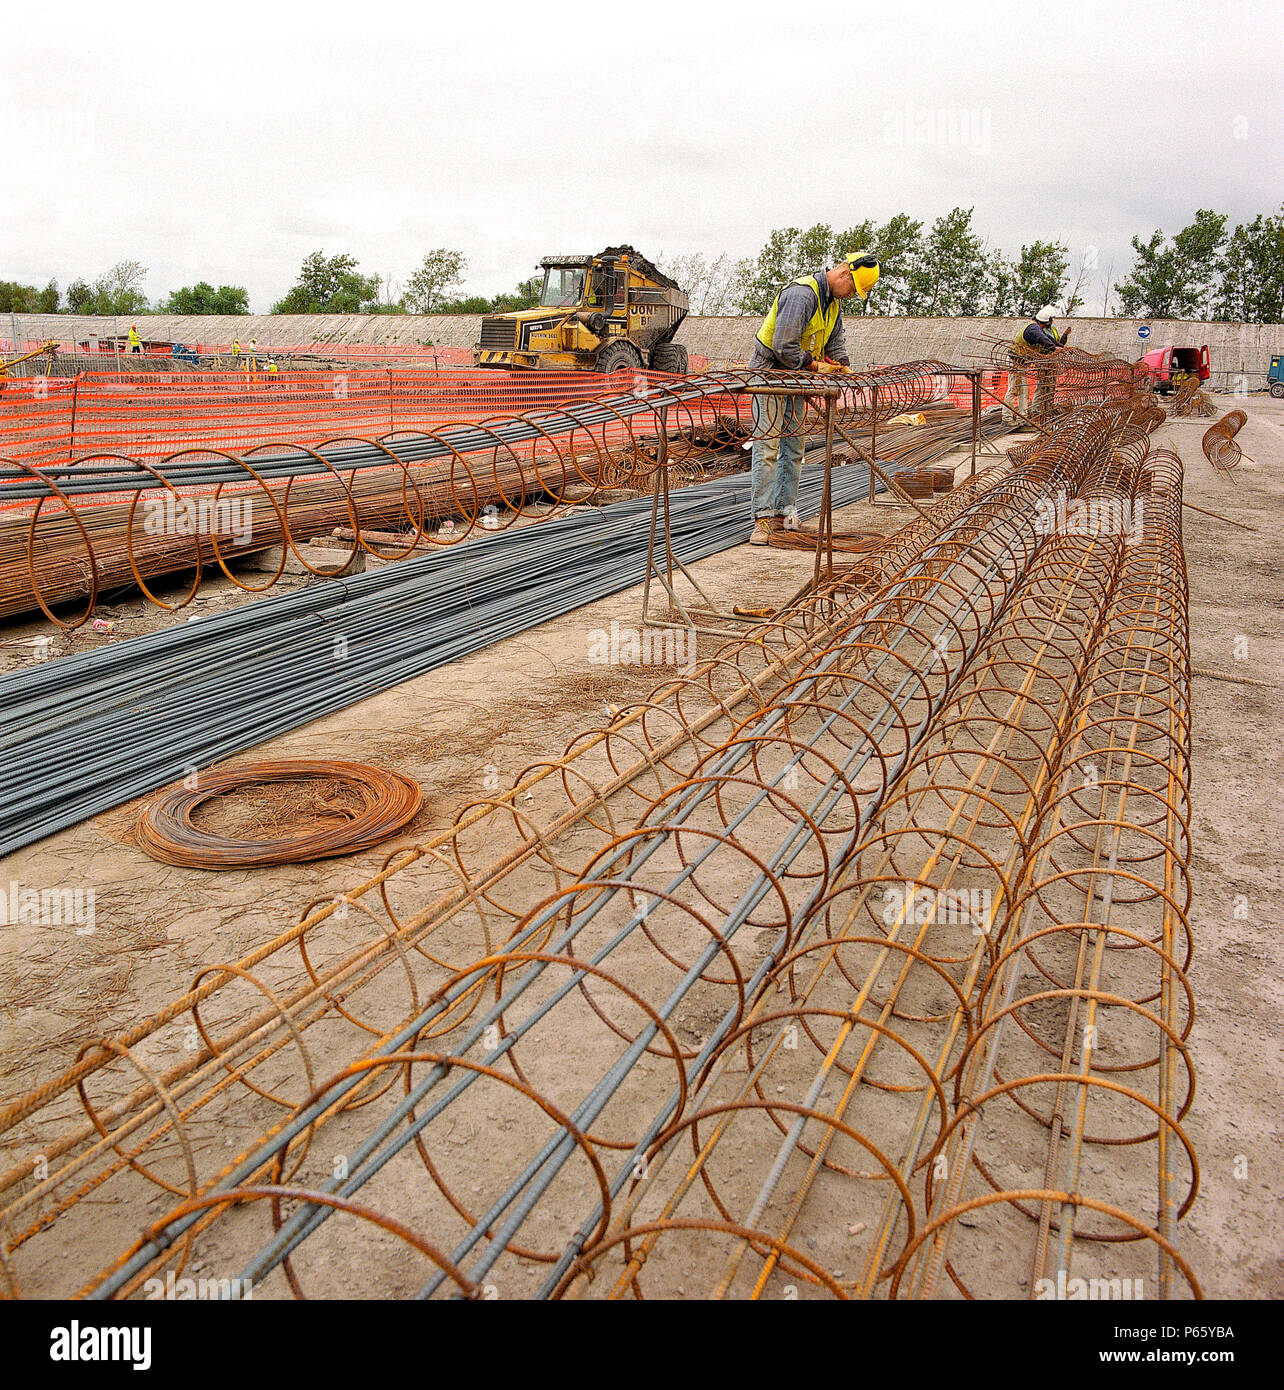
[0,339,59,380]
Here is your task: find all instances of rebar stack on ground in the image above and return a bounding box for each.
[0,461,889,857]
[0,400,1197,1301]
[1201,409,1249,474]
[1167,375,1216,418]
[0,363,957,626]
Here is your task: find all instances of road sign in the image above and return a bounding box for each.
[1137,325,1151,340]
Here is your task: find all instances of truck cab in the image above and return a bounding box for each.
[1141,344,1210,394]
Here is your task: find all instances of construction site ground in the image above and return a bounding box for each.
[1,397,1280,1299]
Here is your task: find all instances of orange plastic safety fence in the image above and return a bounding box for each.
[0,368,718,468]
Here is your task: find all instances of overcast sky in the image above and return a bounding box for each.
[4,0,1281,314]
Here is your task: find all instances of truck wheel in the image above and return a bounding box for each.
[650,342,688,374]
[594,340,644,374]
[1270,382,1284,399]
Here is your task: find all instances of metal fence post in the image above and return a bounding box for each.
[68,377,80,463]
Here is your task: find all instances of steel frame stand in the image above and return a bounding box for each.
[640,405,753,639]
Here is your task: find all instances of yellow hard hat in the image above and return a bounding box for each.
[843,251,881,300]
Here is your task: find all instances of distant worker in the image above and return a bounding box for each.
[248,337,258,372]
[265,356,279,384]
[232,336,242,360]
[1003,305,1071,423]
[128,324,141,354]
[746,251,880,545]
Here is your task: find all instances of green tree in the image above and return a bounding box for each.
[490,277,541,313]
[66,277,93,314]
[272,250,381,313]
[403,248,468,314]
[1215,209,1284,322]
[734,224,840,315]
[436,295,492,314]
[868,214,927,315]
[57,261,149,315]
[1114,231,1178,316]
[1009,240,1070,316]
[0,280,59,312]
[1114,211,1227,318]
[163,281,251,314]
[986,250,1019,317]
[920,207,988,315]
[1171,209,1228,317]
[89,259,149,314]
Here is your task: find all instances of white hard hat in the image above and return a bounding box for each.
[1035,304,1057,324]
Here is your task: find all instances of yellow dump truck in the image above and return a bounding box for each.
[473,245,689,373]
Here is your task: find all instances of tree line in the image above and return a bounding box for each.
[0,250,528,319]
[3,207,1281,321]
[662,205,1284,322]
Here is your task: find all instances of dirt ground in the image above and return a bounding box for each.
[0,399,1280,1299]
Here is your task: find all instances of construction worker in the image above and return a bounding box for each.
[265,356,279,385]
[128,324,141,354]
[248,337,259,372]
[1003,305,1071,423]
[747,251,880,545]
[232,336,242,362]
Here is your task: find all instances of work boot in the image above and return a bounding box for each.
[750,517,774,546]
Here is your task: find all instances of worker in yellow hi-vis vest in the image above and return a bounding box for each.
[128,324,141,354]
[746,251,880,546]
[1003,305,1071,423]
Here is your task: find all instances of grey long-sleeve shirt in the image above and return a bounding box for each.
[748,273,849,371]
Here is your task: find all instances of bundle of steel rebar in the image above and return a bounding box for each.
[0,460,884,857]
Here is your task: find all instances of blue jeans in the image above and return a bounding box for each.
[750,386,805,520]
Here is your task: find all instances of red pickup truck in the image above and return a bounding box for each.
[1140,344,1210,393]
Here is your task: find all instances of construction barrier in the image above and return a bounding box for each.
[1,367,709,467]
